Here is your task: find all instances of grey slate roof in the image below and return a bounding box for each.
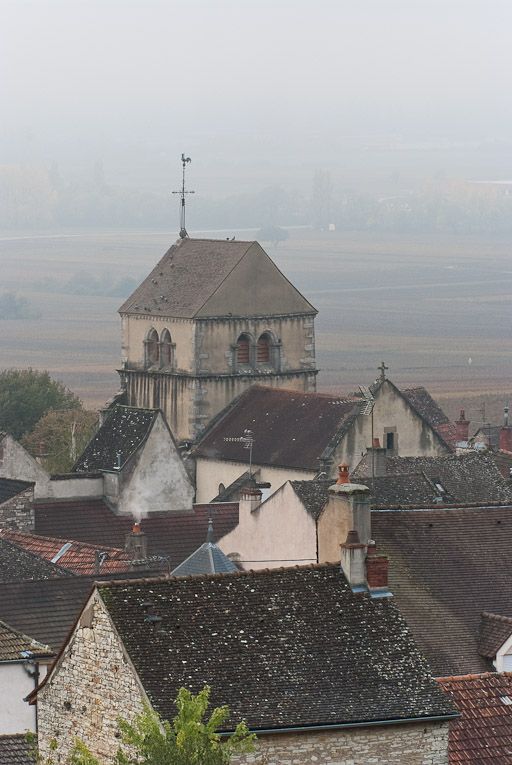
[0,735,36,765]
[0,619,52,661]
[0,478,33,505]
[74,405,157,472]
[98,565,455,731]
[372,504,512,675]
[171,541,238,576]
[478,612,512,658]
[290,479,333,518]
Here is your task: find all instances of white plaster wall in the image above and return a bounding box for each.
[0,662,48,734]
[0,434,51,499]
[118,414,194,517]
[218,482,317,570]
[195,457,315,504]
[45,476,104,500]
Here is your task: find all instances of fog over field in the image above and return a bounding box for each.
[0,1,511,424]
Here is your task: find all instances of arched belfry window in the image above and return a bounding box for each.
[257,333,271,364]
[145,328,159,367]
[236,334,251,365]
[160,328,173,368]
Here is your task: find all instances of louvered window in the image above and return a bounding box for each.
[257,334,270,363]
[236,335,250,364]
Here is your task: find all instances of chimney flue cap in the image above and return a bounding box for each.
[336,464,350,484]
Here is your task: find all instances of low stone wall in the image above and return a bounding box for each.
[0,488,34,531]
[235,722,450,765]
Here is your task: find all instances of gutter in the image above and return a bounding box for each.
[218,712,460,737]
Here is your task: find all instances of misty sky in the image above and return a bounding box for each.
[2,0,512,195]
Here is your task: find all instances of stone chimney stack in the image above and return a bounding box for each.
[125,522,148,561]
[318,465,372,563]
[239,485,262,516]
[455,409,470,442]
[365,438,387,477]
[499,405,512,452]
[340,530,367,589]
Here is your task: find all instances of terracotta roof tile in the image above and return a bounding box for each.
[439,673,512,764]
[0,619,52,661]
[194,385,361,470]
[99,564,455,730]
[0,538,71,584]
[0,529,132,576]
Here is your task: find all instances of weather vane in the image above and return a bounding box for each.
[172,153,195,239]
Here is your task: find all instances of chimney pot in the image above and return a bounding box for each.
[336,464,350,484]
[455,408,470,442]
[372,438,381,448]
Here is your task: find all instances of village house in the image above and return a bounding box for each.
[34,564,456,764]
[118,238,318,443]
[193,376,454,503]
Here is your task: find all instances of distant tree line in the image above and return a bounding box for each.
[2,162,512,234]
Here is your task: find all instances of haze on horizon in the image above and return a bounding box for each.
[2,0,512,208]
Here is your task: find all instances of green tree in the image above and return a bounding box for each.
[0,368,82,440]
[34,686,256,764]
[22,408,98,474]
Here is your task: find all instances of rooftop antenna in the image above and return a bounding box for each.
[172,153,195,239]
[224,429,255,478]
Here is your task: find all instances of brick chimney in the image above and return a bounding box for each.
[500,406,512,453]
[125,522,148,561]
[318,465,371,563]
[340,532,390,597]
[239,485,262,516]
[455,409,470,442]
[366,543,389,594]
[365,438,387,477]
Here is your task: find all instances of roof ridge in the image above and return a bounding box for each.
[0,617,52,654]
[97,561,340,589]
[481,611,512,624]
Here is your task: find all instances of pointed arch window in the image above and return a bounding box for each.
[145,328,159,367]
[236,334,251,365]
[257,333,271,364]
[160,328,173,368]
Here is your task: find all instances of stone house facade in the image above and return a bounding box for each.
[35,566,455,764]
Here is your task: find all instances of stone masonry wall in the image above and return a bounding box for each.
[0,488,34,531]
[234,721,450,765]
[37,593,145,764]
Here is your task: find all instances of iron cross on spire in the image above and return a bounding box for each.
[378,360,389,382]
[172,153,195,239]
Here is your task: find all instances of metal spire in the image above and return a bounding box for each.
[206,514,214,544]
[172,153,195,239]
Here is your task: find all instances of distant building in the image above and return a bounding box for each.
[118,238,317,442]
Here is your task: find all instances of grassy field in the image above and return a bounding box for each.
[0,228,511,427]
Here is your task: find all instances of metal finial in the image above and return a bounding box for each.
[378,360,389,382]
[206,515,214,544]
[172,153,195,238]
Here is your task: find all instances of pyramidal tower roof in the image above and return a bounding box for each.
[119,238,317,319]
[170,526,239,577]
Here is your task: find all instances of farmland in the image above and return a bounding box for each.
[0,228,511,425]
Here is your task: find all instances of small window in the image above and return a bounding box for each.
[236,334,250,364]
[160,328,173,368]
[145,328,159,366]
[386,432,395,451]
[257,333,271,363]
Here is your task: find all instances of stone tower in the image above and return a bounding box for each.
[118,238,317,443]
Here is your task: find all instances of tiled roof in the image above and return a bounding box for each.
[401,387,455,448]
[0,529,132,576]
[0,734,36,764]
[439,673,512,764]
[0,619,52,661]
[34,499,239,570]
[171,542,238,576]
[119,238,254,318]
[74,406,157,472]
[194,385,361,471]
[478,612,512,659]
[0,577,97,652]
[0,538,71,584]
[290,479,333,518]
[0,478,33,505]
[372,504,512,676]
[99,565,455,731]
[353,452,512,506]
